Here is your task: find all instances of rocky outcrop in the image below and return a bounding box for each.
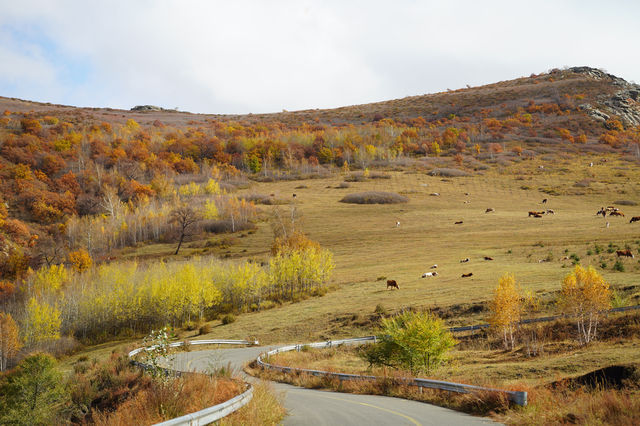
[570,66,640,126]
[130,105,163,112]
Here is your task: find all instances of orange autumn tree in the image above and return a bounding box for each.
[68,249,92,273]
[559,265,611,344]
[0,312,22,371]
[488,273,522,350]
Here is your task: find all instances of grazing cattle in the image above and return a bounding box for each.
[485,208,495,213]
[630,216,640,223]
[606,206,619,212]
[609,211,625,217]
[463,200,470,204]
[465,192,470,196]
[484,256,494,261]
[596,207,607,217]
[546,209,555,214]
[542,198,548,204]
[386,280,399,290]
[430,264,438,269]
[396,221,401,227]
[422,272,438,278]
[538,259,549,263]
[461,272,473,278]
[430,192,440,196]
[616,249,634,258]
[529,211,545,217]
[292,193,297,198]
[460,258,470,263]
[455,220,463,224]
[589,162,593,167]
[538,165,544,169]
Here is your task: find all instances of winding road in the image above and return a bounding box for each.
[168,346,496,425]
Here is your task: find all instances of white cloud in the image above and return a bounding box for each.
[1,0,639,113]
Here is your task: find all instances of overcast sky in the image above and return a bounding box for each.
[1,0,639,114]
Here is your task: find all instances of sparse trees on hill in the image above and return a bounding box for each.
[0,313,22,371]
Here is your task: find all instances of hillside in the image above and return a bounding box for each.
[2,66,639,128]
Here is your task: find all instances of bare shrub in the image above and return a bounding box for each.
[340,192,408,204]
[428,168,471,177]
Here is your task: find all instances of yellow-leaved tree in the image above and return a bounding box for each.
[559,265,611,344]
[488,273,522,350]
[23,297,61,346]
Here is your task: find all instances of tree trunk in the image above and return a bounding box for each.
[175,232,185,255]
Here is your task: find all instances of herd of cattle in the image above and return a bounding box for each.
[386,198,638,290]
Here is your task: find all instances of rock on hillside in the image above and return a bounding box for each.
[571,66,640,126]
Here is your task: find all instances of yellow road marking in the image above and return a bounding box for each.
[290,391,422,425]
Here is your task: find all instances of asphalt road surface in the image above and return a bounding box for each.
[168,346,496,425]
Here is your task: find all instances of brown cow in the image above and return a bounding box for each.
[609,211,625,217]
[484,256,494,261]
[461,272,473,278]
[629,216,640,223]
[616,249,634,258]
[528,211,545,217]
[485,208,495,213]
[386,279,399,290]
[454,220,464,224]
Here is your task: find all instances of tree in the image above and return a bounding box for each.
[0,353,68,425]
[170,205,200,255]
[559,265,611,344]
[487,273,522,350]
[0,313,22,371]
[361,311,456,374]
[22,297,61,346]
[68,249,92,273]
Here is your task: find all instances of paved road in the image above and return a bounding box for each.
[169,346,496,425]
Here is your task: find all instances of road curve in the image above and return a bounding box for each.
[169,346,496,425]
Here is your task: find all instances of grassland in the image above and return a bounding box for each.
[106,153,639,343]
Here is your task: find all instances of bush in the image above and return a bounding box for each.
[613,200,638,206]
[340,192,408,204]
[428,168,471,177]
[360,311,456,374]
[221,314,236,325]
[613,261,625,272]
[199,324,211,335]
[338,182,350,188]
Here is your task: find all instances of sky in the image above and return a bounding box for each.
[1,0,639,114]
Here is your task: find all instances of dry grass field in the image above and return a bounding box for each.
[109,152,640,345]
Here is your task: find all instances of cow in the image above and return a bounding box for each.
[630,216,640,223]
[596,207,607,217]
[485,208,495,213]
[460,258,470,263]
[292,193,297,198]
[461,272,473,278]
[484,256,494,261]
[386,280,399,290]
[422,272,438,278]
[430,192,440,196]
[542,198,548,204]
[430,264,438,269]
[455,220,463,224]
[529,211,545,217]
[609,211,625,217]
[616,249,634,258]
[531,213,543,218]
[546,209,555,215]
[396,221,401,227]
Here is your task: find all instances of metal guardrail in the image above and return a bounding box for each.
[448,304,640,333]
[128,339,258,425]
[256,336,528,406]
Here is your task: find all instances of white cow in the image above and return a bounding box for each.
[422,272,438,278]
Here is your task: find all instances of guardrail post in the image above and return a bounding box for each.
[373,336,377,343]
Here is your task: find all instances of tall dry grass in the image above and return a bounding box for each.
[220,381,286,426]
[93,374,242,425]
